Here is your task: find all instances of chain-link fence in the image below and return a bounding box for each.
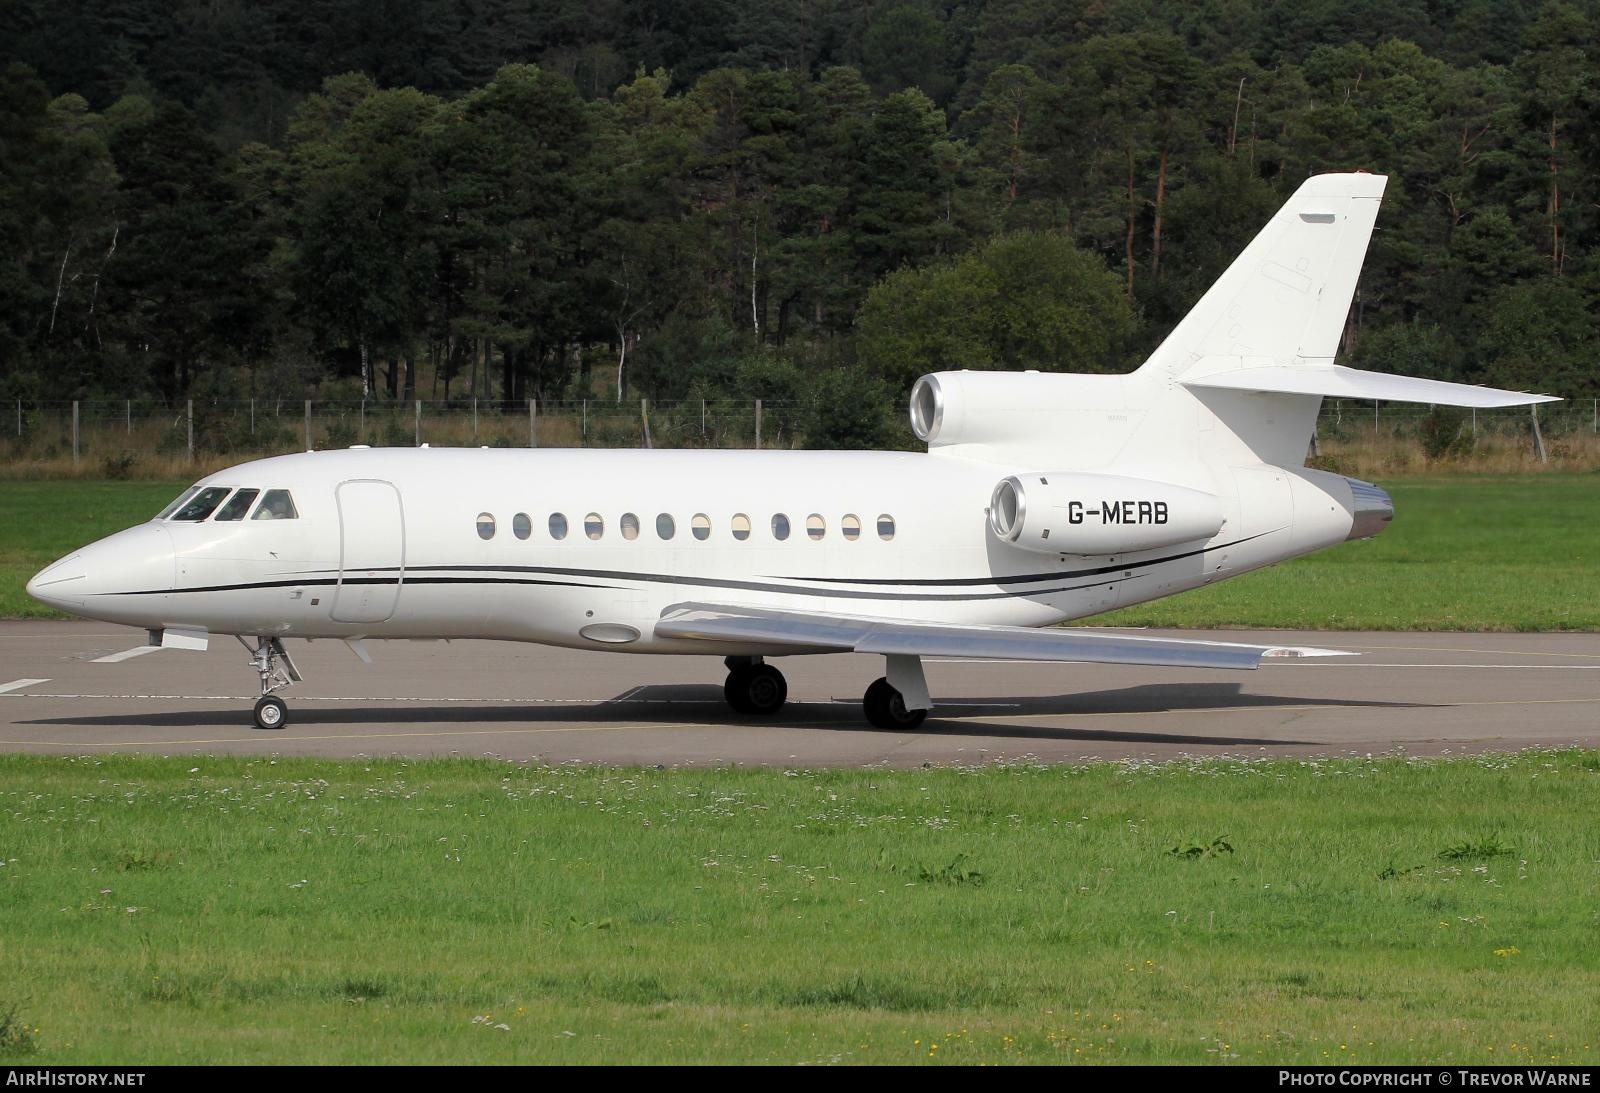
[4,395,1595,475]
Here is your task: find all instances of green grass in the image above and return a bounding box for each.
[0,753,1595,1064]
[2,475,1598,629]
[0,481,182,618]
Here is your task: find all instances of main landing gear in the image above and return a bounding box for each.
[723,656,788,716]
[239,635,302,730]
[720,653,933,729]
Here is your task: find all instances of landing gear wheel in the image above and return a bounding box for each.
[863,677,926,730]
[724,664,788,716]
[253,694,288,731]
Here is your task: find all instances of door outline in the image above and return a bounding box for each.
[331,479,405,624]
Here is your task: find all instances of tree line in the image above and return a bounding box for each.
[2,0,1596,449]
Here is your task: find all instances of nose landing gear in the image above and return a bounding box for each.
[239,635,302,730]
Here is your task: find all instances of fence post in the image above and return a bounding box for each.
[1531,403,1547,464]
[1471,407,1476,438]
[250,398,255,437]
[1373,399,1379,434]
[471,396,478,441]
[1593,398,1597,434]
[701,398,707,439]
[528,398,537,447]
[186,399,194,463]
[304,399,312,450]
[72,400,80,465]
[15,398,20,438]
[125,398,131,435]
[755,399,763,448]
[414,399,421,446]
[641,398,652,449]
[360,398,365,435]
[582,399,587,445]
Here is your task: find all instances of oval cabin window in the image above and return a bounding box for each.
[549,513,568,540]
[772,514,791,541]
[584,513,604,540]
[877,514,895,541]
[656,514,675,540]
[806,514,825,541]
[512,512,531,540]
[691,514,711,541]
[841,514,861,541]
[476,513,496,540]
[732,514,751,541]
[620,512,640,541]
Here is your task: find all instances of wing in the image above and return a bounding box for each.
[655,602,1350,670]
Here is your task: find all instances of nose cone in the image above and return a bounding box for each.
[27,523,176,618]
[26,553,87,608]
[1346,479,1394,540]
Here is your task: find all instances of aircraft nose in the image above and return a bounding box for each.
[26,523,176,614]
[26,553,87,608]
[1345,478,1394,540]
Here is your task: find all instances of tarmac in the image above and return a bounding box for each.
[1,620,1597,765]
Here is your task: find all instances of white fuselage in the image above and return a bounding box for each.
[29,445,1368,656]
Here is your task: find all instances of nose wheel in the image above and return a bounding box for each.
[239,635,301,730]
[253,695,288,730]
[723,657,787,716]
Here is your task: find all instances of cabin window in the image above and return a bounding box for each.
[157,487,201,519]
[584,513,604,540]
[251,490,299,521]
[842,514,861,541]
[214,489,260,522]
[476,512,496,540]
[771,514,791,541]
[549,513,568,540]
[731,514,751,541]
[877,514,896,541]
[171,487,233,521]
[621,512,640,541]
[806,514,825,541]
[656,514,675,540]
[513,512,532,540]
[691,514,711,541]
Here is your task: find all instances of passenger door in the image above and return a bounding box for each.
[332,480,405,624]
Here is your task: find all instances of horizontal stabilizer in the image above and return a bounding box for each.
[657,603,1350,670]
[1183,365,1558,408]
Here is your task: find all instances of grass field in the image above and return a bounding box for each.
[0,753,1595,1065]
[2,475,1596,629]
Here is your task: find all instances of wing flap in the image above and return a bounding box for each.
[1183,364,1558,408]
[655,603,1349,670]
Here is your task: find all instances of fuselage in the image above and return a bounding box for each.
[26,445,1383,655]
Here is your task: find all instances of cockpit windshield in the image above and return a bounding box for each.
[214,488,260,521]
[156,486,201,520]
[169,486,233,522]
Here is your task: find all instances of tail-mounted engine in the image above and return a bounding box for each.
[989,473,1225,555]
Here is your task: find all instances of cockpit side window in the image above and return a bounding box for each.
[251,489,299,520]
[157,487,201,520]
[170,486,233,521]
[214,488,260,521]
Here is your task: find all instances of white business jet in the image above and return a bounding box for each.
[28,172,1554,730]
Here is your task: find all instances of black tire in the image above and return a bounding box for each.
[863,677,927,730]
[253,695,288,731]
[724,664,787,716]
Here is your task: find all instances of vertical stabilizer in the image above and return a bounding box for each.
[1138,173,1387,381]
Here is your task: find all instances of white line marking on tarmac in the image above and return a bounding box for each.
[90,646,163,664]
[0,679,49,694]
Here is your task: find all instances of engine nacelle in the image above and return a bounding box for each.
[989,473,1225,555]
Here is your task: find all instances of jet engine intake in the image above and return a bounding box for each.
[989,473,1225,555]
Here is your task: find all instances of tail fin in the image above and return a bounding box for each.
[1138,172,1386,381]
